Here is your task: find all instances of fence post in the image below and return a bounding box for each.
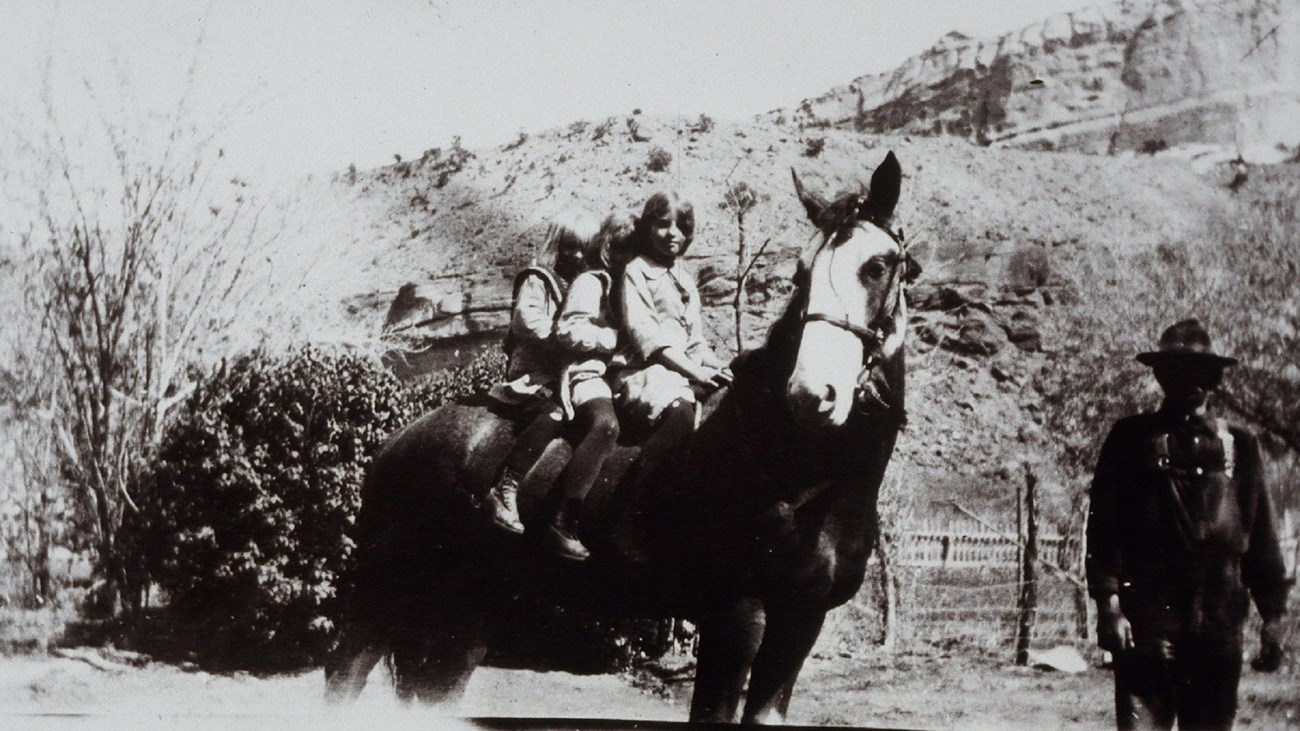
[1015,478,1025,586]
[1073,489,1090,640]
[1014,465,1039,665]
[876,531,902,653]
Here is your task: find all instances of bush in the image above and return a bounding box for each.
[590,118,615,142]
[803,136,826,158]
[647,146,673,172]
[136,347,428,667]
[135,344,690,671]
[1139,138,1168,155]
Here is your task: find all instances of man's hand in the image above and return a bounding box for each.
[1251,617,1284,672]
[1096,595,1134,655]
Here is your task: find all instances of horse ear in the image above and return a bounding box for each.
[791,168,829,228]
[861,151,901,224]
[904,253,923,283]
[793,258,810,288]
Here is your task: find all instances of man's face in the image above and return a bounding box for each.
[1153,361,1225,411]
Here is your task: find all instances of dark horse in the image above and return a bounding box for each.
[326,152,919,724]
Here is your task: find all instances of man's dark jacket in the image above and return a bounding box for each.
[1086,407,1288,639]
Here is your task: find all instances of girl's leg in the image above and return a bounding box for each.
[546,398,619,560]
[561,398,620,502]
[611,398,696,559]
[636,398,695,476]
[616,398,695,509]
[504,405,565,474]
[486,404,563,534]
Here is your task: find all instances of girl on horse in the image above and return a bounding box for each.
[484,210,601,534]
[543,212,636,560]
[615,192,731,475]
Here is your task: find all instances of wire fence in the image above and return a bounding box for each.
[856,507,1299,653]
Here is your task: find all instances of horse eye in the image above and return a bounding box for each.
[860,260,887,281]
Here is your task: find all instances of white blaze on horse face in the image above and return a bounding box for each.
[787,223,902,428]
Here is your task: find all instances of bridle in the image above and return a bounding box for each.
[799,216,910,410]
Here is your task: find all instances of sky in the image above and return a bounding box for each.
[1,0,1093,186]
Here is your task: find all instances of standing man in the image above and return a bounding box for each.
[1087,319,1289,730]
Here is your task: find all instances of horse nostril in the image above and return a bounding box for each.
[824,384,836,402]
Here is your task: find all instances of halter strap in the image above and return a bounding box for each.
[800,220,904,357]
[802,313,882,349]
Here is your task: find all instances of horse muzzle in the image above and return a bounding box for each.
[787,372,857,428]
[786,321,869,428]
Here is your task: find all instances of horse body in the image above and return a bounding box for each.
[326,153,915,724]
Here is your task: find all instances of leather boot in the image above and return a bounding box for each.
[544,501,591,561]
[484,469,524,534]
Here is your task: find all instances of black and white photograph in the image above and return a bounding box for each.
[1,1,1297,728]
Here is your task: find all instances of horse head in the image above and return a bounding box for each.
[786,152,920,428]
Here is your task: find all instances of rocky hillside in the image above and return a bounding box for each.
[299,112,1255,519]
[762,0,1300,160]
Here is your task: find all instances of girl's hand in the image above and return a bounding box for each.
[688,364,721,386]
[712,367,734,387]
[689,365,732,390]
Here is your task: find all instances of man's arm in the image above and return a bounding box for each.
[1236,428,1289,672]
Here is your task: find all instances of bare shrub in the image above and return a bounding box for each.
[803,136,826,158]
[590,118,615,142]
[1039,171,1300,482]
[628,117,650,143]
[1,55,286,616]
[720,180,771,353]
[503,131,528,151]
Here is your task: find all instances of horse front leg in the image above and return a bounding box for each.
[688,596,765,724]
[740,607,825,724]
[324,625,386,703]
[391,616,488,706]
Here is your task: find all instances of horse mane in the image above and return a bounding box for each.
[728,262,808,389]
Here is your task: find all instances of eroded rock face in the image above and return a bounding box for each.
[764,0,1300,158]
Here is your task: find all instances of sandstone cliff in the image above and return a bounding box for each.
[763,0,1300,159]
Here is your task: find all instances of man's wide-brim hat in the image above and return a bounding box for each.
[1136,318,1238,367]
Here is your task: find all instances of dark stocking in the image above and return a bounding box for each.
[502,406,563,475]
[558,398,620,502]
[637,398,695,476]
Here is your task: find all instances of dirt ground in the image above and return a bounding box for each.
[2,645,1296,730]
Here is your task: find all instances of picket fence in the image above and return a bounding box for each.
[892,511,1298,574]
[892,515,1075,569]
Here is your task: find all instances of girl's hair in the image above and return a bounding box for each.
[629,192,695,257]
[538,209,601,265]
[589,211,637,270]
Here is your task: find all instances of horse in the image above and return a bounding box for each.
[325,151,920,724]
